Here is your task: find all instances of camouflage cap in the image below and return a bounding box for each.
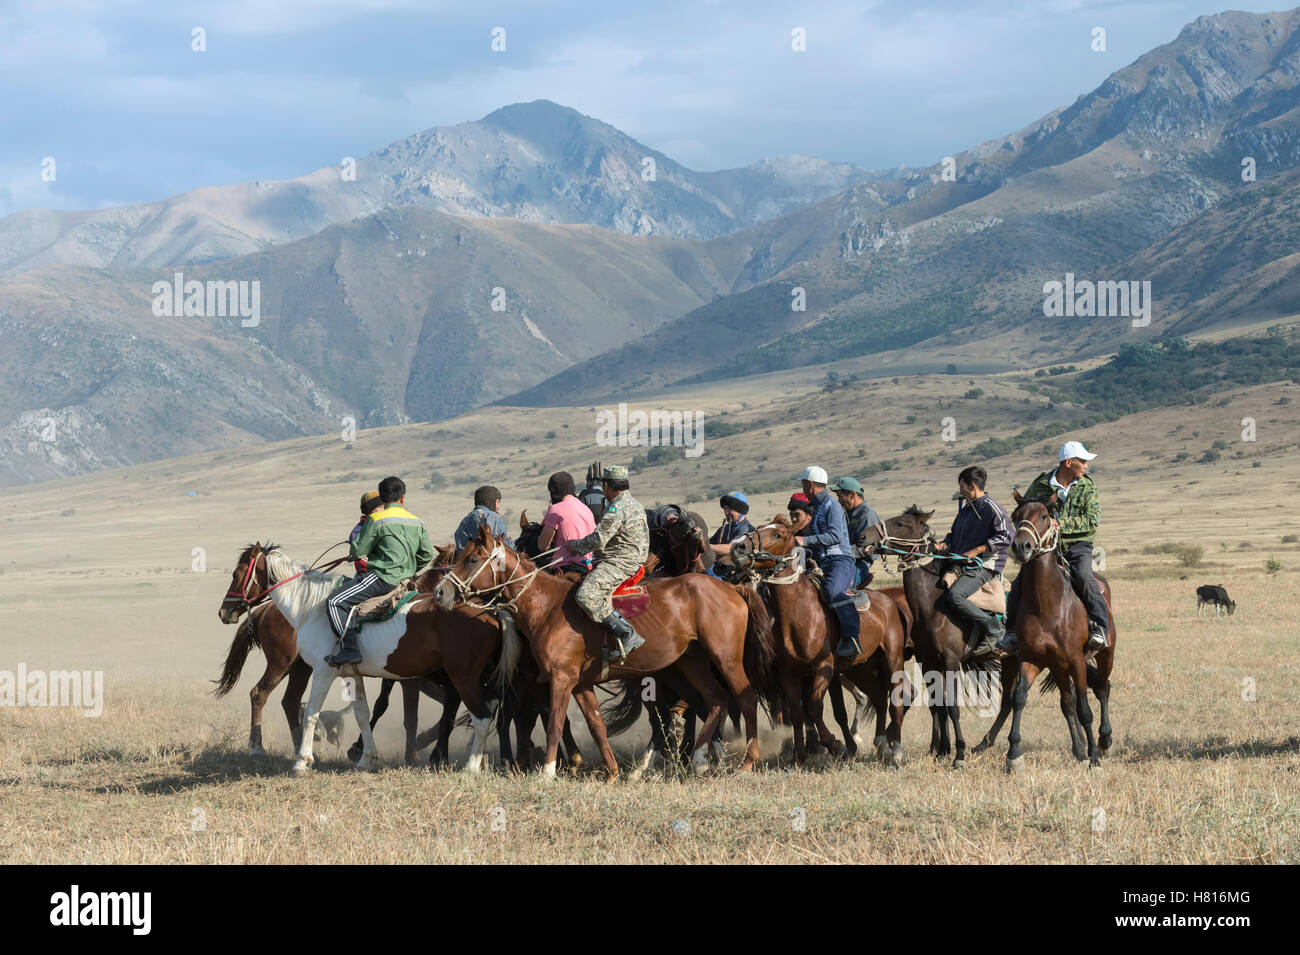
[601,465,630,482]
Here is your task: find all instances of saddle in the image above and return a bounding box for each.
[612,565,650,619]
[354,581,421,624]
[806,560,871,611]
[938,567,1009,614]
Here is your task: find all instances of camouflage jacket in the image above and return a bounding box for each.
[569,490,649,567]
[1023,469,1099,544]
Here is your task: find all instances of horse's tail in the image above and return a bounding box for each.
[601,680,645,737]
[212,608,262,697]
[1039,661,1098,696]
[735,584,776,693]
[489,611,524,699]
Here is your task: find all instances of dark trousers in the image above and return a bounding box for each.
[945,565,997,630]
[326,572,394,640]
[821,555,860,643]
[1006,541,1108,631]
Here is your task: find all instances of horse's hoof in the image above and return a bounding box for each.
[626,768,643,783]
[1005,755,1025,775]
[691,753,710,776]
[248,746,267,757]
[953,758,966,770]
[346,746,362,764]
[852,734,864,745]
[1089,757,1102,769]
[289,761,311,778]
[356,756,378,772]
[889,747,903,769]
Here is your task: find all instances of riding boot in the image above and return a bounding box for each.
[325,627,362,666]
[1086,620,1108,652]
[601,610,645,663]
[965,614,1003,660]
[995,626,1018,656]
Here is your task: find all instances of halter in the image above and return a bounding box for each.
[1015,515,1060,557]
[223,544,352,612]
[867,522,939,574]
[731,527,805,583]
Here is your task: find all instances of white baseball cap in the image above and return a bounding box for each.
[1059,440,1097,462]
[800,466,829,484]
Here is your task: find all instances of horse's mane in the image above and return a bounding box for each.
[239,541,278,564]
[902,505,928,519]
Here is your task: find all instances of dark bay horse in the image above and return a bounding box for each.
[732,515,909,766]
[972,500,1116,771]
[222,543,507,775]
[434,525,775,778]
[858,507,1002,768]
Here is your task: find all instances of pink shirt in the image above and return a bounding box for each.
[542,495,596,566]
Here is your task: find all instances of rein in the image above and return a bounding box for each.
[443,543,564,611]
[225,543,352,612]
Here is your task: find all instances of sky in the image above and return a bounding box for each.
[0,0,1292,216]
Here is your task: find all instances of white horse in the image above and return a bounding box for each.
[261,549,498,777]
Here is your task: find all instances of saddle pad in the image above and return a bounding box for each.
[614,565,646,594]
[357,588,419,623]
[613,586,650,619]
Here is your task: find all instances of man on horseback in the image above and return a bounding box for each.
[707,491,754,558]
[579,460,609,523]
[933,466,1012,660]
[563,464,651,662]
[997,441,1109,655]
[349,490,384,576]
[792,466,860,658]
[831,477,881,590]
[536,470,596,573]
[454,485,516,551]
[326,476,433,666]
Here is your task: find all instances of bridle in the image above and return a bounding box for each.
[863,520,938,574]
[442,541,561,610]
[222,544,352,614]
[1014,513,1060,558]
[731,526,805,585]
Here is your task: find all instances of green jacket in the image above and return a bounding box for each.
[1023,469,1099,544]
[348,505,434,585]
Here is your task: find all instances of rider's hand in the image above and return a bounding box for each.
[355,556,369,572]
[934,541,948,552]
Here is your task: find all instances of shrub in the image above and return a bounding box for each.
[1265,557,1282,575]
[1282,534,1298,543]
[1175,545,1204,567]
[425,472,448,491]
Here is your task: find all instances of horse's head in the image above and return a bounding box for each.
[1010,499,1056,564]
[412,543,456,591]
[434,524,527,609]
[858,506,933,562]
[730,513,797,568]
[218,542,276,622]
[515,508,545,558]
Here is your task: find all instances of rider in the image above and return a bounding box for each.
[578,460,609,524]
[646,503,711,574]
[787,492,815,533]
[454,485,516,551]
[349,490,384,576]
[563,464,650,662]
[792,466,860,658]
[707,491,755,559]
[326,476,433,666]
[933,465,1012,660]
[536,470,596,574]
[831,477,881,590]
[997,440,1109,655]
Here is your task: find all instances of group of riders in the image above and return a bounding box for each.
[322,441,1110,669]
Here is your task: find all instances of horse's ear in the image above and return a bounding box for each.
[519,509,529,530]
[773,513,790,526]
[477,523,494,546]
[921,509,935,522]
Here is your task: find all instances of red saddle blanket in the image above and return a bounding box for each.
[612,566,650,619]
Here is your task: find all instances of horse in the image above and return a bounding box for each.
[971,500,1116,771]
[731,514,908,766]
[214,588,311,754]
[857,506,1003,768]
[222,543,507,775]
[434,524,775,778]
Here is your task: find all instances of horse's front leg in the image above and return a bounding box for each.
[401,678,421,765]
[542,675,577,779]
[349,678,381,771]
[973,656,1017,754]
[291,669,333,777]
[1006,661,1039,774]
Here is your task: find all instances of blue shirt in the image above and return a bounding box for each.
[802,488,850,560]
[454,505,516,550]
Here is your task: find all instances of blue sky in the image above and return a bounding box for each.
[0,0,1290,216]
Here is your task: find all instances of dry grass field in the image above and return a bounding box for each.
[1,362,1298,863]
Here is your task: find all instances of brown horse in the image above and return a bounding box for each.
[732,515,908,766]
[220,543,508,775]
[972,500,1116,771]
[857,507,1003,768]
[434,525,775,778]
[214,593,311,754]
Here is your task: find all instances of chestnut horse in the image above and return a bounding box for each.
[435,525,775,778]
[221,543,506,775]
[858,507,1002,768]
[731,515,908,766]
[214,592,311,754]
[972,500,1116,771]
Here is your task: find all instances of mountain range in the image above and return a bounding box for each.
[5,8,1300,485]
